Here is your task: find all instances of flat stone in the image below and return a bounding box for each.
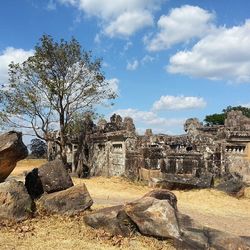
[37,184,93,215]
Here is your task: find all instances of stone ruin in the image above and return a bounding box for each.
[47,111,250,188]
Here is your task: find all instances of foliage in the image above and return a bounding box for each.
[0,35,116,163]
[204,105,250,125]
[204,113,226,125]
[29,138,47,158]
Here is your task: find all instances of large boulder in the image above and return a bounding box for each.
[84,205,137,237]
[37,184,93,215]
[124,196,181,239]
[0,179,35,221]
[176,213,250,250]
[25,160,73,199]
[0,131,28,182]
[143,189,177,210]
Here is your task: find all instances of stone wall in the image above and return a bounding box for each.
[47,111,250,183]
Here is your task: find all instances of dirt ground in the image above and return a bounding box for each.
[1,159,250,250]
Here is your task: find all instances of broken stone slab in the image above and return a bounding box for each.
[142,189,178,210]
[37,184,93,215]
[25,159,73,199]
[0,131,28,182]
[84,205,137,237]
[176,212,250,250]
[124,196,181,240]
[0,179,35,221]
[151,174,214,190]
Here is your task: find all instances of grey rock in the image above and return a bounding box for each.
[25,159,73,199]
[0,179,35,221]
[216,178,244,196]
[84,205,136,237]
[143,189,178,210]
[37,184,93,215]
[125,196,181,239]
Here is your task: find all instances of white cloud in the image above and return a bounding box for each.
[126,60,139,71]
[168,19,250,83]
[0,47,34,85]
[104,10,153,37]
[141,55,155,65]
[107,78,119,95]
[114,108,185,128]
[94,33,101,43]
[152,95,206,111]
[123,41,133,51]
[58,0,163,37]
[47,0,57,10]
[145,5,215,51]
[241,103,250,108]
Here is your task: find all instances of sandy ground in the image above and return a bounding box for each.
[1,159,250,249]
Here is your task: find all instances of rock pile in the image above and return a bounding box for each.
[0,160,93,221]
[84,189,250,250]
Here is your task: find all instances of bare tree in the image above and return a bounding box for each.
[0,35,116,164]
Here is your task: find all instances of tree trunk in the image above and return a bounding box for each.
[59,114,67,166]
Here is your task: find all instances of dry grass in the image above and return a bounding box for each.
[11,159,47,178]
[0,214,175,250]
[2,159,250,249]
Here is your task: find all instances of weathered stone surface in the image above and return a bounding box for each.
[0,131,28,182]
[0,179,34,221]
[207,230,250,250]
[216,178,244,196]
[124,196,181,239]
[176,212,250,250]
[84,205,136,237]
[154,174,214,190]
[25,159,73,199]
[143,189,177,210]
[37,184,93,215]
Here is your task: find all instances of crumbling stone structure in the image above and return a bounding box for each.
[48,111,250,184]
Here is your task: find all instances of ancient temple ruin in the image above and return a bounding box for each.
[48,111,250,184]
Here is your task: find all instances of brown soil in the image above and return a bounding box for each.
[1,159,250,249]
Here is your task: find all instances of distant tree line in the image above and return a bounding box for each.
[204,105,250,125]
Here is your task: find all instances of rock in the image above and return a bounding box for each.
[155,174,214,190]
[0,131,28,182]
[176,213,250,250]
[84,205,137,237]
[216,178,244,196]
[37,184,93,215]
[207,229,250,250]
[124,196,181,239]
[25,159,73,199]
[143,189,177,210]
[0,179,35,221]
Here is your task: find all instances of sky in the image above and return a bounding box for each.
[1,0,250,135]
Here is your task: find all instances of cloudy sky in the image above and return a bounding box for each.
[1,0,250,135]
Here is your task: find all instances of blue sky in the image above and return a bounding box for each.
[1,0,250,135]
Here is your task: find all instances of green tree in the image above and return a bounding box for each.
[0,35,116,164]
[204,105,250,125]
[29,138,47,158]
[204,113,226,125]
